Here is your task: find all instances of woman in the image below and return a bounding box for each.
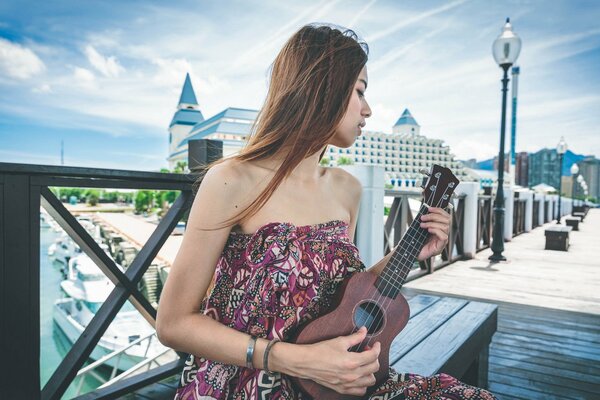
[157,24,496,399]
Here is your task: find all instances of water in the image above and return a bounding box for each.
[40,227,103,399]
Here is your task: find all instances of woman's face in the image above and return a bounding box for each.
[331,66,371,148]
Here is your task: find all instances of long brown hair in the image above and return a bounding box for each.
[197,24,368,230]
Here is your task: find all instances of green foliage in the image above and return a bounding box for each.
[174,161,188,173]
[319,157,330,166]
[135,191,154,213]
[336,156,354,166]
[384,206,390,216]
[87,191,100,206]
[384,183,394,189]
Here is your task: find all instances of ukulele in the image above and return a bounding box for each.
[290,164,459,399]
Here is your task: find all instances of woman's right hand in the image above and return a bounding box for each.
[277,326,381,396]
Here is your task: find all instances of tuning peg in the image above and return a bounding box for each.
[419,168,430,176]
[421,177,428,189]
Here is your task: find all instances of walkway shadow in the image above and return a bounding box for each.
[470,261,502,272]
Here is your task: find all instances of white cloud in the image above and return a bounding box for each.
[0,37,46,80]
[32,83,52,93]
[84,45,125,77]
[73,67,97,89]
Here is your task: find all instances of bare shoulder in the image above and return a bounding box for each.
[327,167,362,197]
[191,159,253,228]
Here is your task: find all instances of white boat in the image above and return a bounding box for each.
[53,254,168,370]
[49,235,82,263]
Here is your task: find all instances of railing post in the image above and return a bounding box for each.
[188,139,223,172]
[0,174,41,400]
[456,182,478,259]
[520,190,533,232]
[503,186,514,241]
[340,165,384,268]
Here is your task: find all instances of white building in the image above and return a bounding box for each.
[168,76,470,187]
[326,109,470,189]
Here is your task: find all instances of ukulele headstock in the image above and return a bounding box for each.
[421,164,460,209]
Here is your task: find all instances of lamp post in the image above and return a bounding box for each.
[555,137,567,223]
[489,18,522,262]
[570,163,579,201]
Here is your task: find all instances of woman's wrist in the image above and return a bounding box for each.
[267,341,306,377]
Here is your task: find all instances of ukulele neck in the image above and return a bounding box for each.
[374,203,431,299]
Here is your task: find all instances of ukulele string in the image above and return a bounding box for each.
[360,204,433,350]
[355,178,440,352]
[361,182,451,351]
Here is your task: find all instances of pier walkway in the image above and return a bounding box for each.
[404,208,600,399]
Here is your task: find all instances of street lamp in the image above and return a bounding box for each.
[570,163,579,200]
[556,137,567,223]
[489,18,522,262]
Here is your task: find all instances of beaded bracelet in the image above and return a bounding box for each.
[263,338,281,376]
[246,335,258,369]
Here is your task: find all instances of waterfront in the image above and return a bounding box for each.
[40,225,102,398]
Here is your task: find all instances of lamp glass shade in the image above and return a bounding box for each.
[577,175,584,183]
[492,19,522,66]
[570,164,579,175]
[556,136,568,155]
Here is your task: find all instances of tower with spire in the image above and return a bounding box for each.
[168,73,204,167]
[392,108,420,136]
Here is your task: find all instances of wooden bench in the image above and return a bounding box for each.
[565,217,581,231]
[572,211,586,222]
[390,294,498,389]
[544,225,572,251]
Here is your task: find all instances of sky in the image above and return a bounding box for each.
[0,0,599,171]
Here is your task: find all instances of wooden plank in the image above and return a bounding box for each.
[392,301,496,378]
[488,377,568,400]
[491,342,600,376]
[488,368,588,399]
[490,354,600,392]
[491,332,600,362]
[389,297,467,365]
[406,293,440,318]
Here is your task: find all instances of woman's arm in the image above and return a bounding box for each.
[156,162,380,396]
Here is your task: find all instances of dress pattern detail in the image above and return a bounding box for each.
[174,220,496,400]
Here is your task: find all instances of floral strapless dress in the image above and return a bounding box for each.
[174,220,496,400]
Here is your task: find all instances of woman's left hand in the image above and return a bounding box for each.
[417,206,452,261]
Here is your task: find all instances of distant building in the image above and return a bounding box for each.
[167,76,470,187]
[515,151,528,187]
[578,156,600,200]
[325,109,470,188]
[528,149,560,189]
[167,74,256,168]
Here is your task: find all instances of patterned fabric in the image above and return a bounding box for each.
[174,220,496,400]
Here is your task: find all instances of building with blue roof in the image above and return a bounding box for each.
[167,75,470,186]
[168,74,258,168]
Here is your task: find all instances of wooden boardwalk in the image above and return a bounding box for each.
[403,208,600,399]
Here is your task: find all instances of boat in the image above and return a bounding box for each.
[53,254,169,370]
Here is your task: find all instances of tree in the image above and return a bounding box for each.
[174,161,188,173]
[135,191,154,213]
[319,156,330,166]
[337,156,354,166]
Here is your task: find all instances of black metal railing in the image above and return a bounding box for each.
[476,194,493,252]
[512,193,526,237]
[532,200,540,228]
[383,190,466,281]
[0,162,196,400]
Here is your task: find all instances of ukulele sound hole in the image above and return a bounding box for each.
[353,301,385,335]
